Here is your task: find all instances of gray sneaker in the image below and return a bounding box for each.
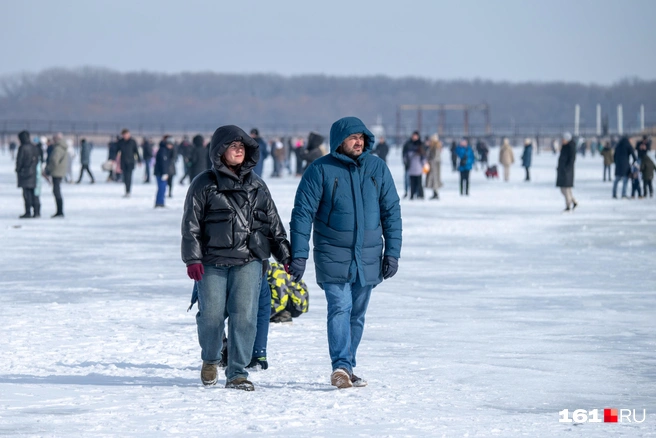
[350,372,368,387]
[330,368,353,389]
[225,377,255,391]
[201,362,218,386]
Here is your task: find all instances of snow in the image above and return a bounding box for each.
[1,145,655,437]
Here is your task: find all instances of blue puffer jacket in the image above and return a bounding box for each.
[290,117,402,288]
[456,145,475,171]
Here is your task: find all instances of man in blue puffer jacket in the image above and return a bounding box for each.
[289,116,402,389]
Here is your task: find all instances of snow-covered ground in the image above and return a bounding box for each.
[0,144,655,437]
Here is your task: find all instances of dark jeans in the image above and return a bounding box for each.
[144,160,151,182]
[167,175,174,197]
[252,271,271,359]
[603,165,611,181]
[631,179,642,197]
[409,175,424,199]
[22,188,40,216]
[53,177,63,214]
[460,170,470,195]
[123,167,133,194]
[77,164,94,183]
[644,179,653,197]
[294,148,304,175]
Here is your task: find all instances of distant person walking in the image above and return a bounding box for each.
[636,135,651,160]
[45,133,69,218]
[187,134,208,181]
[9,141,17,160]
[402,131,422,198]
[456,139,475,196]
[154,137,174,208]
[600,141,613,182]
[556,132,577,212]
[499,138,515,182]
[15,130,42,218]
[250,129,268,177]
[425,134,442,199]
[612,136,636,199]
[65,139,76,183]
[640,153,654,198]
[372,136,390,163]
[521,138,533,181]
[450,140,458,172]
[476,140,489,168]
[404,136,426,200]
[116,128,142,197]
[76,138,95,184]
[142,137,154,183]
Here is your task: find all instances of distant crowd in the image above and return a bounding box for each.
[5,125,654,219]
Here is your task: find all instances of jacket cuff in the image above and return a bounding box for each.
[186,260,202,266]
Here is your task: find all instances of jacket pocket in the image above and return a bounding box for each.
[327,178,338,227]
[251,209,270,235]
[203,211,234,249]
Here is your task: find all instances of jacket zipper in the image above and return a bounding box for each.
[327,178,338,227]
[371,176,377,189]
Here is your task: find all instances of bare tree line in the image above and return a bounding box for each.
[0,67,654,133]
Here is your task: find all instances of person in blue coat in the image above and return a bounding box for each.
[521,138,533,181]
[456,138,475,195]
[289,116,402,389]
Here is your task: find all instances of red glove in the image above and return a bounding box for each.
[284,264,290,274]
[187,263,204,281]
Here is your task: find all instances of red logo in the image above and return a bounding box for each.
[604,409,618,423]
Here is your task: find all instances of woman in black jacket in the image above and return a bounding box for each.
[181,125,291,391]
[557,133,578,212]
[15,130,42,218]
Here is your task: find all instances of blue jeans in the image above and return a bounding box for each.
[323,281,373,373]
[613,176,628,198]
[155,176,167,205]
[252,273,271,358]
[196,261,262,381]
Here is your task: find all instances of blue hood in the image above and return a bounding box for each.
[329,117,375,155]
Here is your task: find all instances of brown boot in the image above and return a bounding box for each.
[225,377,254,391]
[201,362,218,386]
[330,368,353,389]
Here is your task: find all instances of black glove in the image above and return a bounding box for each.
[287,258,307,283]
[382,256,398,280]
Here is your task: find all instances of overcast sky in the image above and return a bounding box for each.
[1,0,653,84]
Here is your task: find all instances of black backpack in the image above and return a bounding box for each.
[460,151,468,168]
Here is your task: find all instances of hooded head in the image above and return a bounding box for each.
[18,130,31,145]
[329,117,375,159]
[192,134,204,147]
[209,125,260,175]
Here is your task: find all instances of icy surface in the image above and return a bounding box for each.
[0,146,655,437]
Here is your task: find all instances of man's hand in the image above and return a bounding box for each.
[162,174,169,181]
[187,263,204,281]
[286,258,307,283]
[382,256,398,280]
